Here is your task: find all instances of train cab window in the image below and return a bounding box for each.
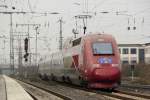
[72,38,81,46]
[92,42,113,54]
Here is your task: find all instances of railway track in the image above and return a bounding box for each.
[84,88,150,100]
[17,80,71,100]
[17,79,107,100]
[25,91,38,100]
[16,78,150,100]
[52,80,150,100]
[114,89,150,99]
[121,83,150,91]
[0,76,7,100]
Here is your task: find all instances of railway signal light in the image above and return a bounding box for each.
[24,53,29,62]
[24,38,28,53]
[25,58,28,62]
[24,53,29,58]
[83,26,86,34]
[133,26,136,30]
[127,26,130,30]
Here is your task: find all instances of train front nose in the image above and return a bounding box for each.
[93,67,121,82]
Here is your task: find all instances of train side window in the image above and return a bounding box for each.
[72,38,81,46]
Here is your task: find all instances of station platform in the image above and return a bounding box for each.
[0,75,33,100]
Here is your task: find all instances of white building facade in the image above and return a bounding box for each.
[145,43,150,64]
[118,44,146,65]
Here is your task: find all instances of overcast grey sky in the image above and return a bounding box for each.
[0,0,150,63]
[27,0,150,44]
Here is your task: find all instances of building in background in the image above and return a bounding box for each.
[118,43,150,65]
[145,43,150,64]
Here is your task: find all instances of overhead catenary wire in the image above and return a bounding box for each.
[90,0,108,12]
[27,0,33,12]
[0,0,6,2]
[133,7,150,15]
[33,0,39,11]
[9,0,13,6]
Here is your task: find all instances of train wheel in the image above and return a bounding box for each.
[110,88,115,92]
[118,80,121,85]
[106,88,114,92]
[79,77,88,87]
[62,76,65,82]
[67,76,72,84]
[51,74,55,81]
[38,74,42,79]
[44,74,49,80]
[78,76,81,80]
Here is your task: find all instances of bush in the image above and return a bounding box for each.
[122,64,150,84]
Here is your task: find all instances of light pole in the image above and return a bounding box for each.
[0,35,7,64]
[35,26,40,67]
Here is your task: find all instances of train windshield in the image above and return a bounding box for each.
[92,42,113,54]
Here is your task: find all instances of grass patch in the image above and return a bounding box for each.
[122,64,150,85]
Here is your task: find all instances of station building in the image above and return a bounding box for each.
[145,43,150,64]
[118,43,150,65]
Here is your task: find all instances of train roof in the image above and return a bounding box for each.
[63,33,115,49]
[82,33,114,39]
[71,33,113,40]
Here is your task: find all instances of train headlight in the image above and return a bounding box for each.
[93,64,99,68]
[112,64,119,67]
[85,69,87,73]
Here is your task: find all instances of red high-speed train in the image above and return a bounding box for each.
[38,33,121,89]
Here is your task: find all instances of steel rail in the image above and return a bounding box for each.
[115,89,150,99]
[25,91,38,100]
[2,76,7,100]
[121,84,150,90]
[51,80,149,100]
[43,80,138,100]
[15,78,150,100]
[18,80,72,100]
